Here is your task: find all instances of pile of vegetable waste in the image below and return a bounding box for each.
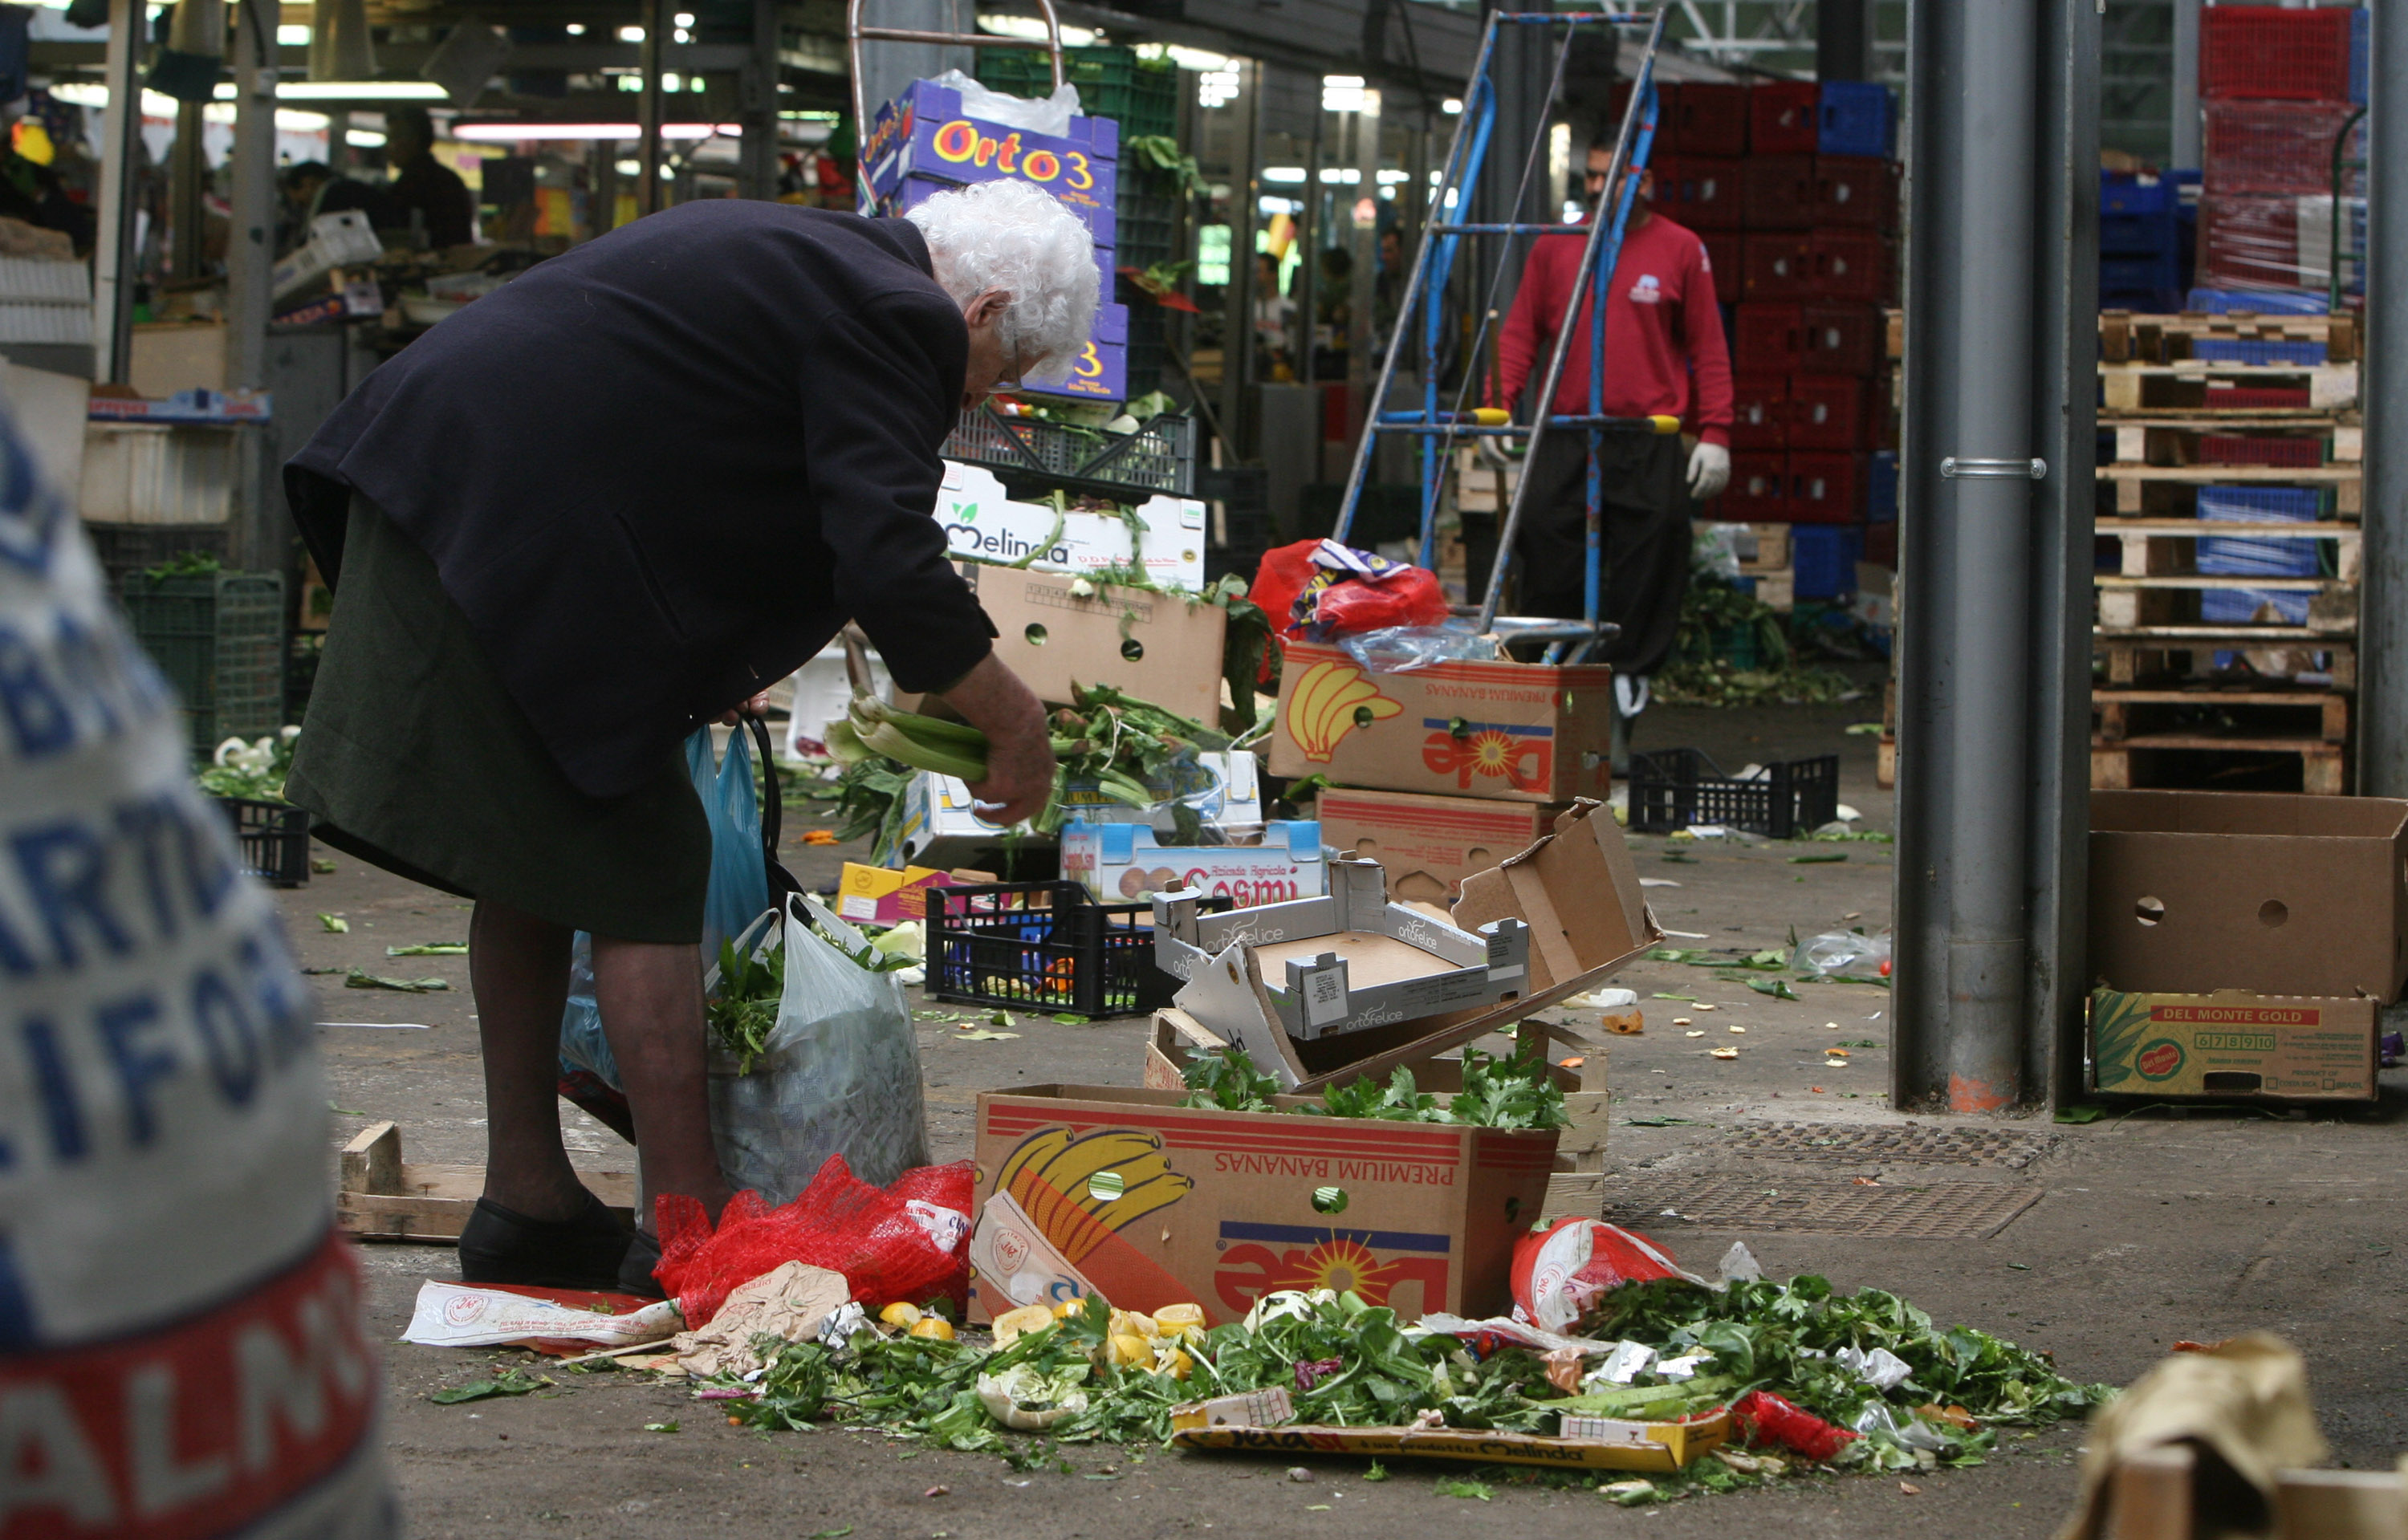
[698,1278,2109,1501]
[1179,1045,1568,1131]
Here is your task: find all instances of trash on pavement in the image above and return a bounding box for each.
[401,1281,683,1350]
[1792,931,1893,979]
[672,1261,852,1378]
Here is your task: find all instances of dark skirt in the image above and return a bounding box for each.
[285,494,710,944]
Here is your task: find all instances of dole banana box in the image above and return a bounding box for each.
[1270,642,1616,803]
[2089,988,2377,1103]
[968,1084,1558,1327]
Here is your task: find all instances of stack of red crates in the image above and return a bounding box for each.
[1645,79,1899,549]
[2195,6,2363,297]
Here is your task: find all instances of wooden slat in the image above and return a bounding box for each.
[2097,575,2344,591]
[2101,518,2356,534]
[2098,464,2359,484]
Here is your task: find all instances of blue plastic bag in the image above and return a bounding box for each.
[559,726,771,1091]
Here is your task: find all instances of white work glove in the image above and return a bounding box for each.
[1686,440,1731,502]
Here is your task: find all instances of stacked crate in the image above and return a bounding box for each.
[2194,6,2365,303]
[2092,310,2361,794]
[2101,171,2183,313]
[1658,79,1898,616]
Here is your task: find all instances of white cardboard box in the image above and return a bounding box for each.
[1061,819,1325,907]
[883,751,1263,868]
[939,461,1207,592]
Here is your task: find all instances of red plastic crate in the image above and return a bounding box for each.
[1786,452,1865,525]
[1786,375,1869,451]
[1727,452,1792,520]
[1805,228,1893,303]
[2203,101,2361,195]
[2201,6,2354,103]
[1798,304,1883,376]
[1812,156,1899,230]
[1652,154,1747,230]
[1741,155,1817,230]
[1730,375,1788,451]
[1699,232,1743,292]
[1732,303,1804,374]
[2204,383,2313,410]
[1740,234,1813,300]
[1749,80,1820,155]
[2199,194,2304,291]
[1669,83,1749,156]
[2199,433,2325,468]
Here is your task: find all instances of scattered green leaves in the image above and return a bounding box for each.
[318,913,348,933]
[644,1420,681,1433]
[387,943,467,956]
[1788,852,1849,865]
[1434,1479,1492,1501]
[430,1369,548,1404]
[1745,977,1801,1001]
[344,971,446,992]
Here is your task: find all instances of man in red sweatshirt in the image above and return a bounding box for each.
[1495,133,1733,714]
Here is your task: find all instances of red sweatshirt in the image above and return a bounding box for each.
[1495,213,1734,447]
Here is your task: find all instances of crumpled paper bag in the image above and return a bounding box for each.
[672,1261,850,1379]
[2056,1333,2328,1540]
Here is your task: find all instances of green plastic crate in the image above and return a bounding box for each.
[975,46,1179,140]
[120,569,286,758]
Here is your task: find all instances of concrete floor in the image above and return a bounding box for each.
[291,699,2408,1538]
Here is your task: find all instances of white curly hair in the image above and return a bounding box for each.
[905,178,1100,384]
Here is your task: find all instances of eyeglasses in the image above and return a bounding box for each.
[987,340,1032,395]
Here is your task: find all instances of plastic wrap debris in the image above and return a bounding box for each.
[1732,1390,1858,1461]
[1656,1355,1713,1380]
[818,1301,868,1346]
[1853,1401,1953,1451]
[1510,1219,1693,1332]
[1718,1241,1763,1284]
[1837,1345,1915,1392]
[1792,931,1893,979]
[1337,621,1503,674]
[929,68,1082,136]
[1593,1340,1658,1386]
[977,1363,1093,1430]
[672,1262,851,1378]
[401,1282,682,1349]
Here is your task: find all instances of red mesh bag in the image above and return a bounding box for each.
[653,1155,974,1327]
[1249,538,1451,677]
[1731,1390,1858,1461]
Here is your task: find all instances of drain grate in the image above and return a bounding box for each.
[1727,1121,2058,1169]
[1602,1176,2044,1239]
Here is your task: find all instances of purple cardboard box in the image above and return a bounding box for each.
[881,171,1117,259]
[1018,301,1127,402]
[865,79,1117,241]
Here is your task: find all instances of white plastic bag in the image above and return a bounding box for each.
[931,67,1081,136]
[710,894,931,1203]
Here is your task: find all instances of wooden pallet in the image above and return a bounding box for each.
[2101,516,2360,584]
[337,1121,638,1242]
[2101,1443,2408,1540]
[2099,310,2360,365]
[2097,462,2361,515]
[2101,419,2360,468]
[2093,686,2350,744]
[2097,630,2354,690]
[2098,362,2357,412]
[2092,734,2349,795]
[2095,577,2355,632]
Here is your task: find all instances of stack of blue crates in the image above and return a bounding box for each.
[2198,486,2321,651]
[2101,171,2182,311]
[1817,82,1896,159]
[1792,524,1863,602]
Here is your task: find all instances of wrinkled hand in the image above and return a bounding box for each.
[937,653,1056,828]
[718,692,772,726]
[1686,440,1731,502]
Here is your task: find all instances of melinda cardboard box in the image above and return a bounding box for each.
[2089,790,2408,1001]
[959,561,1226,725]
[1268,642,1615,804]
[966,1083,1558,1326]
[939,459,1206,591]
[1315,786,1568,903]
[2090,988,2377,1102]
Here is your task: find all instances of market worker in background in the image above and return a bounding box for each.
[1496,133,1735,721]
[281,178,1086,1295]
[380,104,477,248]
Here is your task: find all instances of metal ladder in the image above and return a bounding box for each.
[1330,5,1676,660]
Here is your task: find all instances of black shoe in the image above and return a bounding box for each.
[617,1229,665,1300]
[457,1190,632,1292]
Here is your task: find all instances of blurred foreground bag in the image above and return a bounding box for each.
[0,402,394,1538]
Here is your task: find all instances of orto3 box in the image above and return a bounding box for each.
[864,79,1118,242]
[1269,642,1616,803]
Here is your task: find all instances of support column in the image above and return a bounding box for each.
[92,0,144,383]
[2363,2,2408,796]
[637,0,666,216]
[223,0,279,575]
[738,0,779,200]
[1816,0,1873,83]
[1893,0,2097,1113]
[2170,0,2200,169]
[169,100,206,281]
[1218,59,1263,461]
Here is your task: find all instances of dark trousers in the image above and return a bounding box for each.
[1507,431,1692,677]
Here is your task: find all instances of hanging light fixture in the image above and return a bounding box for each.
[307,0,378,82]
[148,0,226,103]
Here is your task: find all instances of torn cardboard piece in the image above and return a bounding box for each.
[1168,1408,1731,1473]
[2089,988,2378,1102]
[1315,786,1570,902]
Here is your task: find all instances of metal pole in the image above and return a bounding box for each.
[1346,95,1381,453]
[1219,59,1263,462]
[225,0,277,391]
[1893,0,2044,1114]
[2363,0,2408,797]
[169,100,206,281]
[637,0,666,216]
[1299,111,1323,392]
[92,0,144,384]
[2170,0,2201,169]
[1816,0,1872,82]
[739,0,779,200]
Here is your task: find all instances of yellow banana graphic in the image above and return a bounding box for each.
[1285,660,1401,761]
[996,1128,1072,1201]
[1035,1128,1167,1194]
[1097,1171,1194,1230]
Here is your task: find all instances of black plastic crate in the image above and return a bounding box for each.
[1114,181,1181,271]
[1123,303,1168,400]
[926,880,1225,1019]
[944,404,1194,496]
[1625,748,1839,839]
[218,796,311,887]
[83,522,231,598]
[120,569,286,758]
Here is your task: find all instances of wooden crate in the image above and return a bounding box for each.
[337,1121,638,1242]
[2101,1440,2408,1540]
[2099,309,2359,366]
[2098,361,2357,413]
[2092,736,2349,796]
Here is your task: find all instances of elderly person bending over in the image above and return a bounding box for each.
[282,179,1093,1294]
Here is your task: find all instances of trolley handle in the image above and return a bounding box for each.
[845,0,1068,213]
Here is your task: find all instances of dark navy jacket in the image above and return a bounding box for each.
[287,201,995,798]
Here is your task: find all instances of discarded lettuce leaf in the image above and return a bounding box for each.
[387,943,467,956]
[318,913,348,933]
[430,1369,547,1404]
[344,971,449,992]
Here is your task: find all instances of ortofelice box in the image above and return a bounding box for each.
[2089,988,2377,1102]
[967,1083,1559,1326]
[1268,642,1614,804]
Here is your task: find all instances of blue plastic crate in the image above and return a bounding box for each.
[2191,337,2328,365]
[1792,524,1864,600]
[2198,485,2329,522]
[2101,211,2179,256]
[2101,171,2178,217]
[2199,493,2323,579]
[2101,288,2185,315]
[2184,286,2330,315]
[1817,82,1896,159]
[2353,7,2370,105]
[1865,450,1898,523]
[2102,253,2182,294]
[2201,587,2312,626]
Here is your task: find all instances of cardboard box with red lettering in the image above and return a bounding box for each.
[1268,642,1615,803]
[966,1083,1560,1326]
[1314,786,1568,903]
[2089,988,2377,1102]
[1061,819,1324,905]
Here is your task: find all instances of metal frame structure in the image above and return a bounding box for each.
[2363,3,2406,801]
[845,0,1065,213]
[1330,6,1674,656]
